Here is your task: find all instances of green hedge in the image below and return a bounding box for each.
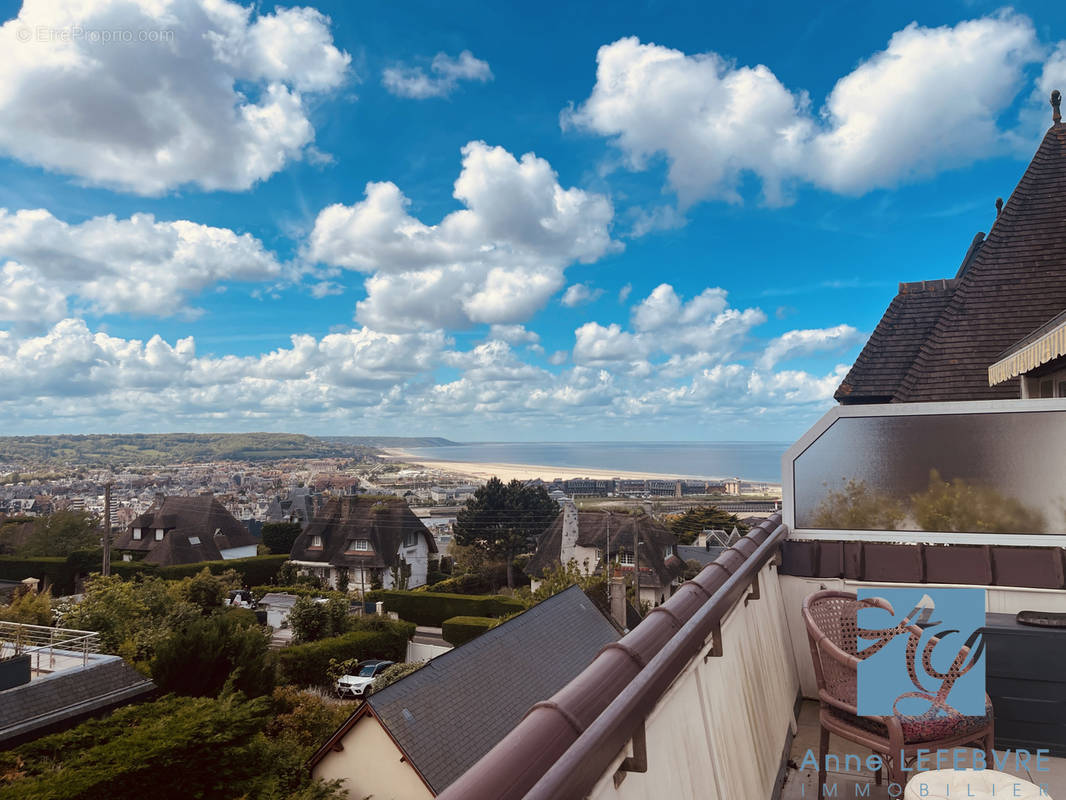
[156,554,288,585]
[0,554,288,596]
[249,585,347,602]
[276,626,412,687]
[376,590,525,627]
[442,615,497,646]
[0,556,76,594]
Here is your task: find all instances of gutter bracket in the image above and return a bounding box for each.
[702,621,723,661]
[744,574,761,606]
[612,720,648,787]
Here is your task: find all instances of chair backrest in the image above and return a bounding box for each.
[802,590,867,708]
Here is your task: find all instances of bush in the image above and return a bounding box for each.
[376,590,525,627]
[442,616,497,646]
[426,573,493,594]
[371,661,424,693]
[0,556,76,595]
[151,611,274,698]
[156,554,289,585]
[276,626,412,687]
[250,585,347,602]
[289,596,349,643]
[261,522,303,555]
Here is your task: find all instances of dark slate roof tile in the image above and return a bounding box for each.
[366,585,619,794]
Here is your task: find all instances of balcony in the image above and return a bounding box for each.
[438,402,1066,800]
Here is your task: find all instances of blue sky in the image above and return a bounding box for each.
[0,0,1064,441]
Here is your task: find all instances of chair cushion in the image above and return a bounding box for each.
[828,700,992,744]
[898,700,993,744]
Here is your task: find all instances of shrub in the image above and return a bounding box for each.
[371,661,424,693]
[277,628,411,687]
[0,588,53,626]
[261,522,303,555]
[442,616,497,646]
[288,596,349,643]
[426,573,493,594]
[376,590,525,627]
[156,554,288,585]
[151,611,274,698]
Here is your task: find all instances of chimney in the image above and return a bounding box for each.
[609,574,627,630]
[559,499,579,566]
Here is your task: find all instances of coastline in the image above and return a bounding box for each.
[380,448,774,484]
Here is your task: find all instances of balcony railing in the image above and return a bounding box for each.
[0,621,101,674]
[439,516,792,800]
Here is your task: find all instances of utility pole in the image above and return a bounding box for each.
[102,482,112,576]
[633,522,640,607]
[605,513,610,605]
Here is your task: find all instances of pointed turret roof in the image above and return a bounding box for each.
[837,97,1066,403]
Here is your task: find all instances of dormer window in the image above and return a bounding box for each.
[403,531,418,548]
[663,545,674,558]
[619,552,635,566]
[347,539,371,552]
[132,528,142,541]
[310,535,323,549]
[155,529,164,541]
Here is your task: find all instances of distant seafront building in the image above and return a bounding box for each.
[837,90,1066,404]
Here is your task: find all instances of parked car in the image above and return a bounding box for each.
[335,660,394,698]
[224,589,256,609]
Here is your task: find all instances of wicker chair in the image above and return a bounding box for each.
[801,590,994,795]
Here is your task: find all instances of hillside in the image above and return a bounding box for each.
[319,436,459,448]
[0,433,375,467]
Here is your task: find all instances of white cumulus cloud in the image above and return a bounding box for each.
[0,208,286,325]
[383,50,493,99]
[566,14,1043,206]
[0,0,350,194]
[758,324,864,369]
[308,141,617,331]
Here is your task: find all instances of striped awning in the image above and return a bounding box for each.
[989,318,1066,385]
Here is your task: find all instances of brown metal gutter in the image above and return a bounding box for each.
[437,514,786,800]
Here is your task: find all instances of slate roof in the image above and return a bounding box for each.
[836,115,1066,403]
[289,495,437,569]
[677,543,727,567]
[0,653,155,745]
[835,279,959,403]
[309,585,619,794]
[526,511,682,590]
[114,495,255,566]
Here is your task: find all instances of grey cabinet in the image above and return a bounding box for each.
[982,612,1066,756]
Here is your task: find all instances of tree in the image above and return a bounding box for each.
[151,611,274,698]
[666,506,747,545]
[262,522,303,555]
[288,595,349,643]
[454,478,559,588]
[17,511,100,557]
[0,588,53,626]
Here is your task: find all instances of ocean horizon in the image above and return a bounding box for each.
[402,441,789,484]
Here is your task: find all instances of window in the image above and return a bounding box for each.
[132,528,141,541]
[663,545,674,558]
[347,539,371,551]
[155,529,164,541]
[188,536,200,545]
[618,551,635,565]
[403,530,419,548]
[310,534,323,549]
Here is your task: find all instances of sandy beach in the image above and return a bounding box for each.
[380,449,725,483]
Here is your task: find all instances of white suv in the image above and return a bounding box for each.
[335,660,394,698]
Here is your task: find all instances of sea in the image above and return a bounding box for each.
[402,441,788,484]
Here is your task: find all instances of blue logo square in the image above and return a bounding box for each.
[856,587,985,717]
